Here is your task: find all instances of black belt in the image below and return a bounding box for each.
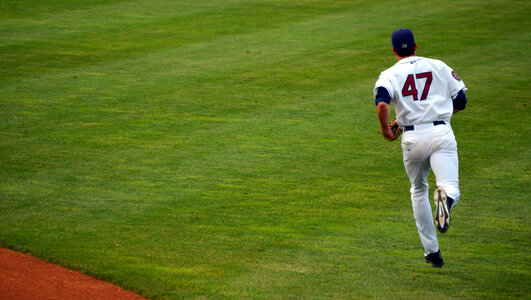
[404,121,445,132]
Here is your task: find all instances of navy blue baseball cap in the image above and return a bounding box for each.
[391,28,415,57]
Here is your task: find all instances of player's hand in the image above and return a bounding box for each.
[381,118,402,141]
[381,127,395,141]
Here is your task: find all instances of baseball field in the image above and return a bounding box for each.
[1,0,529,298]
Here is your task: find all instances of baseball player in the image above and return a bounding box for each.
[373,28,467,267]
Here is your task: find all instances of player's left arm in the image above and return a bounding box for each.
[377,102,395,140]
[375,87,394,140]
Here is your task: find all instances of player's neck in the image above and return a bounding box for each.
[396,54,416,61]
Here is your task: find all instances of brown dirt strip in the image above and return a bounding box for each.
[0,248,146,299]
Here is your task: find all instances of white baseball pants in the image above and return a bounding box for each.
[401,122,460,254]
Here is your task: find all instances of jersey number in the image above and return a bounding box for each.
[402,72,433,101]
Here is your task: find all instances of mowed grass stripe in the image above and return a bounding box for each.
[0,0,359,81]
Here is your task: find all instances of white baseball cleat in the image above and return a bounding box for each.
[434,188,450,233]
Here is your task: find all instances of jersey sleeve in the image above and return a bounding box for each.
[442,63,467,98]
[373,72,394,100]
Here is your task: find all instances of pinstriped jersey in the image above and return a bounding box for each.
[374,56,467,127]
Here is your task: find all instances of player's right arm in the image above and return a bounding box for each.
[439,61,467,114]
[452,90,467,114]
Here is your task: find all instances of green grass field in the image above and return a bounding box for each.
[1,0,530,298]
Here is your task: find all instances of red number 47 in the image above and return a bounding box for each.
[402,72,433,101]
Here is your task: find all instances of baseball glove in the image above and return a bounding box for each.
[388,118,402,141]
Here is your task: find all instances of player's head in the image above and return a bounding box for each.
[391,28,416,57]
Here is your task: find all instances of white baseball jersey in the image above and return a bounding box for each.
[374,56,467,127]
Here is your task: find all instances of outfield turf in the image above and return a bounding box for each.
[1,0,530,298]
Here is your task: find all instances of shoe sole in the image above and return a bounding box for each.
[434,188,450,233]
